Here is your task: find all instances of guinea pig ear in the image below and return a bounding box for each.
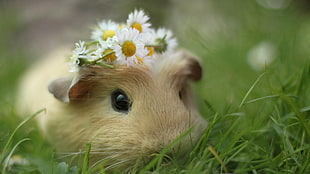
[48,77,73,103]
[48,76,90,103]
[171,49,203,81]
[67,78,93,102]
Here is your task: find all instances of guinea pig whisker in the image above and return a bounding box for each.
[88,150,127,157]
[89,153,123,169]
[104,159,133,171]
[90,151,139,172]
[89,151,118,155]
[57,154,74,160]
[56,151,86,159]
[91,147,125,152]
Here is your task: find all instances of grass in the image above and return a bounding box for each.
[1,1,310,173]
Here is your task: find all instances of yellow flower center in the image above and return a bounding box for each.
[146,46,154,56]
[122,41,136,57]
[136,56,144,64]
[103,49,117,62]
[103,30,116,40]
[131,22,143,33]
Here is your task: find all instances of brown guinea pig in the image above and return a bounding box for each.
[16,48,207,172]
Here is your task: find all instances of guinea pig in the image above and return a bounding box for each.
[16,47,207,172]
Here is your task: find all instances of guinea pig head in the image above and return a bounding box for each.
[48,49,207,171]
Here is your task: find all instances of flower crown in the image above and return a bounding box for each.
[68,9,178,72]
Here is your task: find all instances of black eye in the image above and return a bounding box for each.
[111,90,131,113]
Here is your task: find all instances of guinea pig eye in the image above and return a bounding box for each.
[111,90,131,113]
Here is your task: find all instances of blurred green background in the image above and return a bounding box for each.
[1,0,310,173]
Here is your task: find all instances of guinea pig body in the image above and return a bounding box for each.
[17,48,207,171]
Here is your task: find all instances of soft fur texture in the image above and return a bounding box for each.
[17,48,207,172]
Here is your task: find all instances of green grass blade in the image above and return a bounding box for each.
[223,140,249,163]
[81,143,91,174]
[281,94,310,139]
[2,138,30,174]
[190,113,219,158]
[239,72,266,108]
[296,63,310,96]
[207,145,229,173]
[0,108,45,163]
[244,95,279,105]
[141,127,193,172]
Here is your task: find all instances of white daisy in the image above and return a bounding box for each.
[88,43,105,60]
[140,30,157,58]
[113,28,148,66]
[72,41,88,57]
[68,41,89,72]
[98,36,119,62]
[91,20,119,41]
[67,57,79,73]
[85,39,118,63]
[104,36,119,48]
[154,28,178,53]
[127,9,151,33]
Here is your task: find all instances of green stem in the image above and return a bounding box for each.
[96,62,115,69]
[145,44,162,48]
[85,41,99,47]
[78,58,94,66]
[78,51,116,69]
[93,51,115,63]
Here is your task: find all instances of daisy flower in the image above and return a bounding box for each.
[88,42,105,60]
[104,36,119,48]
[140,30,156,57]
[68,41,89,72]
[91,20,119,41]
[97,37,119,62]
[113,28,149,66]
[85,38,118,63]
[67,9,179,71]
[127,9,151,33]
[72,40,89,58]
[154,28,178,53]
[100,44,118,63]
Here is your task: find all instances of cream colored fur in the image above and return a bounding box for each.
[17,48,207,172]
